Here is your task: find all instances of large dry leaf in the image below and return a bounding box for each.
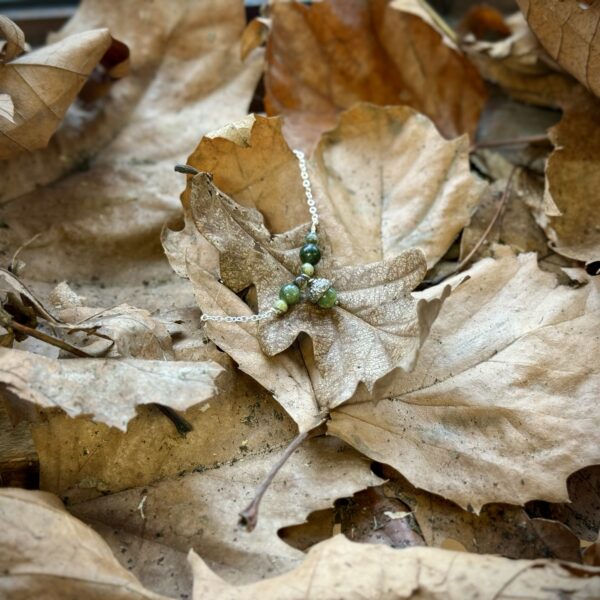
[32,351,298,500]
[0,347,222,430]
[260,0,487,149]
[4,489,600,600]
[535,89,600,263]
[187,170,446,422]
[328,253,600,511]
[190,534,600,600]
[0,20,127,159]
[0,488,162,600]
[517,0,600,99]
[72,436,380,586]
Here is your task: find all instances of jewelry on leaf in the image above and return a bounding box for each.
[179,150,337,324]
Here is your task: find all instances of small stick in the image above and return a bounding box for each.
[456,165,517,272]
[9,320,94,358]
[239,425,317,532]
[156,405,194,436]
[472,134,550,152]
[174,164,199,175]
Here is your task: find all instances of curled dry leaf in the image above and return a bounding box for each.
[329,253,600,511]
[517,0,600,99]
[537,89,600,263]
[0,93,14,124]
[72,437,381,586]
[4,489,600,600]
[260,0,487,149]
[0,347,222,430]
[0,17,128,159]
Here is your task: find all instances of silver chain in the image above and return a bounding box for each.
[200,149,320,324]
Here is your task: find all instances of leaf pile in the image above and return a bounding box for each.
[1,1,600,599]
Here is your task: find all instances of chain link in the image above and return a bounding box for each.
[199,149,320,324]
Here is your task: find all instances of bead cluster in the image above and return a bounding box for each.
[273,231,337,315]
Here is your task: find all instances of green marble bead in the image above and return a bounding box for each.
[301,263,315,277]
[317,287,337,309]
[300,243,321,265]
[273,299,289,314]
[279,283,301,305]
[305,231,318,244]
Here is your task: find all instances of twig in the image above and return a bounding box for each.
[9,319,94,358]
[239,424,321,532]
[9,232,42,274]
[174,164,199,175]
[456,165,517,272]
[472,134,550,152]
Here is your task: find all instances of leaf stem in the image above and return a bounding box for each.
[9,320,93,358]
[239,423,322,532]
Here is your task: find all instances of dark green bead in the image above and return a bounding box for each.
[305,231,318,244]
[300,243,321,265]
[317,287,337,308]
[279,283,301,305]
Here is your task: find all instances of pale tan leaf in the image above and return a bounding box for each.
[328,254,600,511]
[0,488,163,600]
[517,0,600,99]
[0,347,222,430]
[72,437,381,585]
[0,15,25,63]
[189,534,600,600]
[0,26,126,159]
[262,0,487,149]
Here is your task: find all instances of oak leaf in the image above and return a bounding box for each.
[328,253,600,511]
[256,0,487,149]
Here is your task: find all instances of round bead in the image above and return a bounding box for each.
[300,243,321,265]
[305,231,318,244]
[317,287,337,309]
[301,263,315,277]
[294,275,308,288]
[279,283,301,305]
[273,299,288,314]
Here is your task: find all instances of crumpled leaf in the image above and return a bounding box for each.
[534,88,600,263]
[0,16,128,159]
[0,93,14,124]
[72,436,381,586]
[517,0,600,99]
[328,253,600,511]
[0,347,222,430]
[4,490,600,600]
[260,0,487,149]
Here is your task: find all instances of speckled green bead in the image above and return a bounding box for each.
[273,299,288,314]
[305,231,319,244]
[300,243,321,265]
[279,283,301,305]
[301,263,315,277]
[317,287,337,308]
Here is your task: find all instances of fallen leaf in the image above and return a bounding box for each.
[72,436,381,586]
[0,16,128,159]
[189,534,600,600]
[328,253,600,511]
[260,0,487,149]
[535,88,600,263]
[0,488,162,599]
[0,93,14,124]
[517,0,600,99]
[0,347,222,430]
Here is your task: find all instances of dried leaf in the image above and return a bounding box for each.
[0,488,163,599]
[0,347,222,430]
[0,21,128,159]
[0,15,25,63]
[189,534,600,599]
[536,89,600,262]
[517,0,600,99]
[328,254,600,511]
[0,93,14,124]
[72,437,381,586]
[261,0,487,149]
